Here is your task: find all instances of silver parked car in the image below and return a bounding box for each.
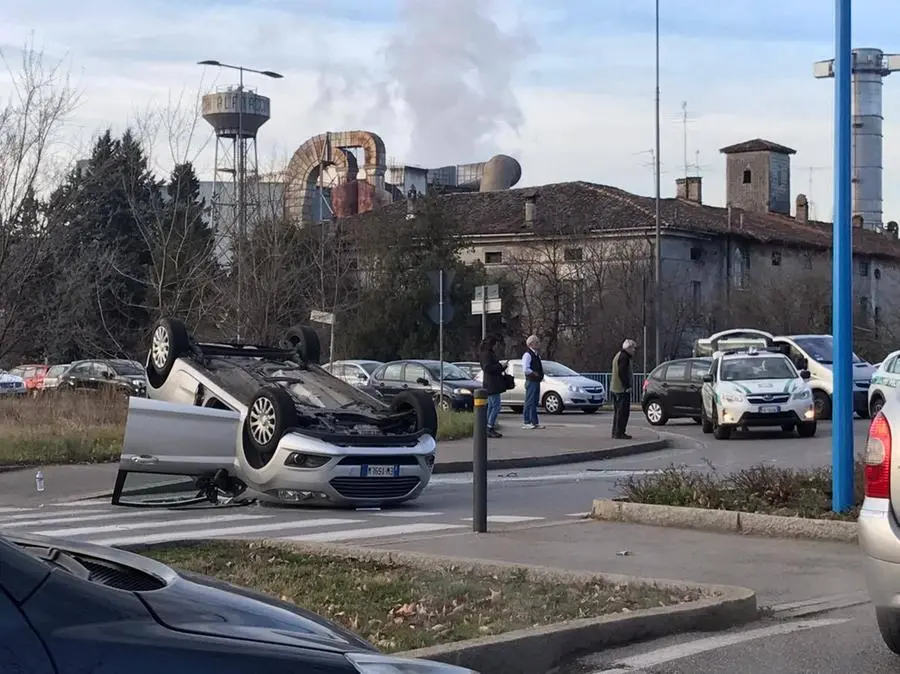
[114,317,439,508]
[861,399,900,653]
[477,359,605,414]
[0,368,26,396]
[322,359,383,387]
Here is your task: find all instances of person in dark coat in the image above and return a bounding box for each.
[479,335,507,438]
[610,339,637,439]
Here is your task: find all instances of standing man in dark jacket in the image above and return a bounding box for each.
[610,339,637,439]
[479,335,507,438]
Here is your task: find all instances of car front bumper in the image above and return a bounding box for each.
[859,497,900,609]
[562,391,606,408]
[0,386,27,396]
[718,399,815,427]
[248,432,437,507]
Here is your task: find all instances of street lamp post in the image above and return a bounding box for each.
[831,0,854,513]
[653,0,662,367]
[198,60,283,339]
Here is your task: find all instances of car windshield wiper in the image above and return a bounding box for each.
[26,545,91,580]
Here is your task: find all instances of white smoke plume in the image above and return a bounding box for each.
[312,0,535,167]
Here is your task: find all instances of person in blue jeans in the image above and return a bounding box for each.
[521,334,544,429]
[479,335,507,438]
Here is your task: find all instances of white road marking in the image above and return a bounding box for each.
[34,513,270,537]
[373,511,444,518]
[588,618,852,673]
[2,508,113,523]
[94,518,362,547]
[57,500,111,507]
[2,511,171,528]
[284,522,466,542]
[0,507,28,514]
[461,515,545,523]
[770,591,870,619]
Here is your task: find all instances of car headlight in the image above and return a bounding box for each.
[453,388,472,395]
[284,452,330,468]
[346,652,477,673]
[721,392,744,403]
[568,385,584,393]
[792,388,811,400]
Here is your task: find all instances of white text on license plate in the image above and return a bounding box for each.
[759,405,780,414]
[363,464,400,478]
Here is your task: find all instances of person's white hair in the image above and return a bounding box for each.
[622,339,637,350]
[526,334,540,348]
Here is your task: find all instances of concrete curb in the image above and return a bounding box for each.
[433,439,669,474]
[591,499,859,543]
[124,539,758,674]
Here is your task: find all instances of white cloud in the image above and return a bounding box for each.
[3,0,900,223]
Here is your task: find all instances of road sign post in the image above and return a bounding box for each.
[473,388,488,533]
[832,0,854,513]
[471,285,502,340]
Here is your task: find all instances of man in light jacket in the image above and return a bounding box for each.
[610,339,637,439]
[521,334,544,429]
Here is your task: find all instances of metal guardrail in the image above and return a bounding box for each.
[581,372,647,405]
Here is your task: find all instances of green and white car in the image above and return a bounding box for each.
[700,348,817,440]
[868,350,900,417]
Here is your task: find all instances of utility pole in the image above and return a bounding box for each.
[653,0,662,367]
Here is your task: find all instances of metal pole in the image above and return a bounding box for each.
[481,291,487,340]
[642,275,648,376]
[832,0,854,513]
[653,0,662,368]
[473,388,488,533]
[236,67,245,342]
[329,319,335,364]
[439,270,445,398]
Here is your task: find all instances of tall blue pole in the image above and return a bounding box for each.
[832,0,853,513]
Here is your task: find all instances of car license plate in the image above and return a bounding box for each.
[759,405,780,414]
[362,464,400,478]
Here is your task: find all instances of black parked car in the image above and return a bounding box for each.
[0,533,475,673]
[369,360,480,411]
[58,359,148,397]
[641,357,712,425]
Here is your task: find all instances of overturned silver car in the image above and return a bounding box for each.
[113,318,439,507]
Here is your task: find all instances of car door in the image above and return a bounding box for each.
[372,362,404,400]
[700,358,717,415]
[403,363,431,395]
[661,360,691,414]
[94,361,120,392]
[65,362,94,391]
[686,360,710,415]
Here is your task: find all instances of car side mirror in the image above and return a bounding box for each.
[416,377,429,386]
[702,374,713,383]
[800,370,811,380]
[357,373,367,381]
[103,371,113,379]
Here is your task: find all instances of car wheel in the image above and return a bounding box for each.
[712,406,731,440]
[691,416,702,424]
[813,390,832,420]
[701,409,713,434]
[243,386,299,468]
[435,395,452,412]
[147,317,191,386]
[582,407,599,414]
[781,423,795,433]
[797,421,817,438]
[390,390,439,437]
[543,392,564,414]
[284,325,321,365]
[643,399,667,425]
[877,607,900,654]
[871,395,885,418]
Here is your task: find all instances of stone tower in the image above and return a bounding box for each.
[719,139,796,215]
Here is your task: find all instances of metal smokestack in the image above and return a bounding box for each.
[814,48,900,231]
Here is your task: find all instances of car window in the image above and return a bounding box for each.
[649,365,665,380]
[23,367,36,379]
[722,356,796,381]
[382,363,403,380]
[888,357,900,375]
[689,361,710,382]
[70,363,92,376]
[665,362,688,381]
[93,362,113,377]
[404,364,429,383]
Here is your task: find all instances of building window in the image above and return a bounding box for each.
[771,251,782,266]
[691,281,702,315]
[563,247,583,262]
[484,251,503,265]
[858,260,870,277]
[742,168,752,184]
[559,279,585,326]
[690,246,703,261]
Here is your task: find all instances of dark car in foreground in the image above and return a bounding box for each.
[0,533,476,673]
[641,357,711,425]
[369,360,480,411]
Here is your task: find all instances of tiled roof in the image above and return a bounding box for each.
[342,181,900,261]
[719,139,797,155]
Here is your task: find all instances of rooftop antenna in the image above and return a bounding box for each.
[682,101,689,179]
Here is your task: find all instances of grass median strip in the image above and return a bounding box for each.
[145,540,701,653]
[0,394,474,467]
[616,461,865,521]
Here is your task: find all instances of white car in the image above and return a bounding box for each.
[478,359,605,414]
[700,347,817,439]
[322,359,383,387]
[0,369,26,396]
[114,318,438,508]
[868,351,900,417]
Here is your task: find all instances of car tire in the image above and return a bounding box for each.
[857,407,871,419]
[284,325,322,365]
[877,607,900,654]
[643,398,668,425]
[691,416,702,424]
[543,391,564,414]
[797,421,817,437]
[147,317,191,386]
[510,405,524,413]
[390,390,439,437]
[582,407,599,414]
[813,390,832,420]
[781,423,795,433]
[701,409,713,434]
[243,386,299,468]
[712,406,731,440]
[871,395,886,418]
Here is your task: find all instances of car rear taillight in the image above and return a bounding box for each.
[865,411,892,499]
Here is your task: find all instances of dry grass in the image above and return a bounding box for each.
[0,391,126,467]
[146,541,700,653]
[0,393,472,467]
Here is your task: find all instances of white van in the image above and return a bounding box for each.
[694,329,875,420]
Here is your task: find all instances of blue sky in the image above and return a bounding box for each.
[3,0,900,221]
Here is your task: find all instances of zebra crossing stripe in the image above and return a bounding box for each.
[284,522,466,542]
[34,514,270,537]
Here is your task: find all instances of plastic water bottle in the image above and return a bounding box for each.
[35,470,44,492]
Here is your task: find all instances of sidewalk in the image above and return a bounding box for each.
[0,423,665,506]
[368,519,864,606]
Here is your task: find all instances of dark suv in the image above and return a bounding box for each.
[641,357,712,425]
[369,360,480,411]
[57,359,148,397]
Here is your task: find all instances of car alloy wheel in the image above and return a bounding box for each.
[544,392,563,414]
[151,325,170,371]
[248,396,277,446]
[646,401,664,424]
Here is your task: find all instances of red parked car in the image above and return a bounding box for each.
[9,364,50,394]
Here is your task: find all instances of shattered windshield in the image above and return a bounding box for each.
[263,363,382,411]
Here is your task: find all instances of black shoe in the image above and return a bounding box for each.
[487,429,503,438]
[621,433,633,440]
